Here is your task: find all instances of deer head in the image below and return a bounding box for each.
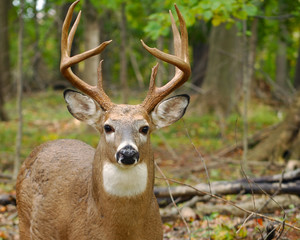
[60,0,191,174]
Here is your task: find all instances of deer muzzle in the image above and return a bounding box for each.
[116,145,139,165]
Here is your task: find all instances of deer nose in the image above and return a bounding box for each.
[116,145,139,165]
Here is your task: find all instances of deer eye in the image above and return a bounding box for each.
[104,124,114,133]
[139,126,149,135]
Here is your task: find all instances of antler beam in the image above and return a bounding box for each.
[60,0,114,110]
[140,5,191,112]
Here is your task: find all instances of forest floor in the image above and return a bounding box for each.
[0,91,300,239]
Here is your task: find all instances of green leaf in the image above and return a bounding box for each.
[211,1,221,11]
[233,10,247,20]
[144,20,169,40]
[203,10,213,20]
[244,4,258,16]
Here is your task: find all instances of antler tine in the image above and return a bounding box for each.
[60,0,114,111]
[169,8,181,60]
[175,5,189,61]
[140,5,191,112]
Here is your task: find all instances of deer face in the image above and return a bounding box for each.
[64,89,189,167]
[101,104,151,166]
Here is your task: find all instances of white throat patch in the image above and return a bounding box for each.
[102,162,148,197]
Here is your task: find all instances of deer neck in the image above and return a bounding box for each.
[90,143,155,217]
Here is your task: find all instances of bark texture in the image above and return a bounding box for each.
[249,92,300,161]
[201,23,243,118]
[119,2,129,103]
[0,0,11,121]
[154,169,300,199]
[294,37,300,90]
[83,0,101,86]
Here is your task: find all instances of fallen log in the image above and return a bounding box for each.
[0,174,12,179]
[236,168,300,183]
[154,169,300,199]
[196,194,300,217]
[0,194,16,206]
[161,194,300,221]
[155,180,300,198]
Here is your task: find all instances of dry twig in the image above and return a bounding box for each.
[155,176,300,232]
[155,161,191,240]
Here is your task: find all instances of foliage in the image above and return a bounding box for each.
[143,0,300,90]
[5,0,300,94]
[255,0,300,82]
[144,0,259,39]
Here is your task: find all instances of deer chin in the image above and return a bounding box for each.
[102,162,148,197]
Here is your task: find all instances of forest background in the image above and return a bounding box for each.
[1,0,300,239]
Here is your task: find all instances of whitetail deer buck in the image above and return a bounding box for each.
[16,0,190,239]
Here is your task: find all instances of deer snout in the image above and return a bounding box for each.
[116,145,139,165]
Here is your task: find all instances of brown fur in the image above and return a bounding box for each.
[16,105,163,240]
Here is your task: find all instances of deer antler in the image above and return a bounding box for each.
[140,5,191,112]
[60,0,114,110]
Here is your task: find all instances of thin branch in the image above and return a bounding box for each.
[246,170,287,240]
[254,14,295,20]
[241,15,252,176]
[236,213,254,234]
[236,169,287,236]
[258,170,286,211]
[236,169,257,232]
[155,161,191,239]
[155,176,300,232]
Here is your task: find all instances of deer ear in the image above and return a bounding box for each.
[150,94,189,129]
[64,89,103,127]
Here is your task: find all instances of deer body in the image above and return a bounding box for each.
[17,1,191,239]
[17,138,161,240]
[17,105,163,240]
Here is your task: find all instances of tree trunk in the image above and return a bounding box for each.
[248,18,258,88]
[156,36,167,87]
[129,51,144,89]
[14,0,25,180]
[31,0,44,90]
[0,0,11,121]
[191,41,208,87]
[119,3,129,103]
[200,23,243,131]
[189,20,209,87]
[275,0,290,92]
[275,28,288,91]
[240,19,258,175]
[83,0,101,86]
[249,91,300,161]
[294,37,300,90]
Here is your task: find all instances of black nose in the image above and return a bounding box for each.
[116,145,139,165]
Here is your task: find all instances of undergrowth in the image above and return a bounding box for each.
[0,90,281,174]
